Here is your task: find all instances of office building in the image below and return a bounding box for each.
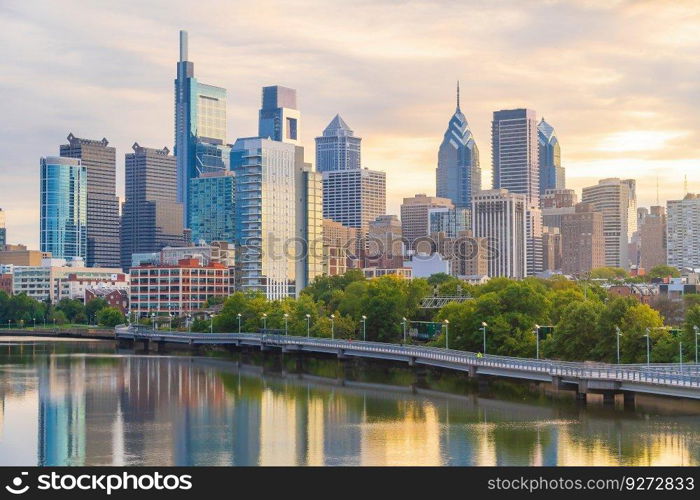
[323,219,358,276]
[315,114,361,173]
[258,85,301,146]
[667,194,700,270]
[541,188,577,230]
[295,158,324,291]
[639,206,667,271]
[538,118,564,196]
[0,208,5,249]
[188,171,235,244]
[0,246,50,266]
[429,207,471,238]
[581,178,637,269]
[492,109,540,206]
[541,226,562,272]
[121,143,184,270]
[40,156,87,261]
[560,203,605,274]
[367,214,403,267]
[526,205,544,275]
[59,133,120,268]
[472,189,527,278]
[174,30,228,226]
[130,258,232,317]
[431,230,488,278]
[322,168,386,231]
[436,83,481,208]
[400,194,453,250]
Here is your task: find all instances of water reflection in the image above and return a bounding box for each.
[0,341,699,466]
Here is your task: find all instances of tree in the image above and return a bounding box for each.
[55,298,86,323]
[647,265,680,279]
[427,272,453,287]
[545,301,605,361]
[590,267,628,280]
[97,307,125,327]
[85,298,108,322]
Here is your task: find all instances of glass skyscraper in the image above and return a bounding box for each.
[492,109,540,206]
[436,83,481,208]
[0,208,5,248]
[538,117,564,196]
[258,86,301,146]
[315,114,361,173]
[175,30,228,227]
[40,156,87,260]
[188,171,236,244]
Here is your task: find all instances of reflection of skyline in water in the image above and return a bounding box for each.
[0,342,698,466]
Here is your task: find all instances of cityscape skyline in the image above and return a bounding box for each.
[2,1,700,247]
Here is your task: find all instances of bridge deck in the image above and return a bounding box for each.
[114,326,700,400]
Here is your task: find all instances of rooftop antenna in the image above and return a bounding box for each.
[456,80,460,110]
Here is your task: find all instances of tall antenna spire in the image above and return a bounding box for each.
[456,80,460,110]
[179,30,188,62]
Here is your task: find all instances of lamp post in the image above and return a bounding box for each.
[480,322,488,355]
[169,313,173,332]
[284,313,289,336]
[262,313,267,332]
[151,312,156,331]
[443,319,449,350]
[534,324,541,360]
[210,314,214,334]
[615,326,622,364]
[694,325,699,364]
[187,314,192,333]
[237,313,242,333]
[644,328,651,366]
[402,317,407,344]
[679,341,684,372]
[306,314,311,337]
[33,317,36,329]
[330,314,335,340]
[361,315,367,341]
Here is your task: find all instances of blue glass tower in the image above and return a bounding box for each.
[436,82,481,208]
[174,30,228,228]
[315,114,361,173]
[188,171,236,244]
[40,156,87,260]
[538,117,564,195]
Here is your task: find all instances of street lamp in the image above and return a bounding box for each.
[151,312,156,331]
[644,328,651,366]
[210,313,215,334]
[284,313,289,336]
[237,313,242,333]
[615,326,622,364]
[480,322,488,355]
[169,313,173,332]
[361,315,367,341]
[402,317,407,344]
[330,314,335,340]
[306,314,311,337]
[187,314,192,333]
[262,313,267,332]
[679,341,684,372]
[443,319,449,350]
[33,317,36,329]
[534,324,541,360]
[694,325,699,364]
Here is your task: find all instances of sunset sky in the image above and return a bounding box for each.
[1,0,699,247]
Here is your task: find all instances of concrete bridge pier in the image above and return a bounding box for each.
[575,391,587,404]
[468,365,477,378]
[117,338,134,349]
[413,365,429,386]
[156,341,167,353]
[623,392,636,410]
[602,391,615,406]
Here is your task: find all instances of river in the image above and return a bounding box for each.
[0,339,698,466]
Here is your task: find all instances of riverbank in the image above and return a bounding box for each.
[0,328,113,340]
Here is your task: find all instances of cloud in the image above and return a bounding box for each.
[1,0,699,248]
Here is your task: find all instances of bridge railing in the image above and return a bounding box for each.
[114,327,700,388]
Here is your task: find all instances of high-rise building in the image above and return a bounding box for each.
[538,118,564,196]
[560,203,605,274]
[526,205,544,275]
[436,83,481,208]
[232,138,319,299]
[174,30,228,226]
[639,206,667,271]
[0,208,5,249]
[323,219,359,275]
[322,169,386,232]
[59,133,120,267]
[400,194,453,251]
[40,157,87,261]
[581,178,637,269]
[492,109,540,206]
[367,214,404,268]
[541,188,577,231]
[542,226,562,272]
[258,85,301,146]
[315,114,361,173]
[429,207,471,238]
[188,171,235,245]
[667,194,700,270]
[472,189,527,278]
[121,143,184,270]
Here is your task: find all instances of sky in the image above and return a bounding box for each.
[1,0,700,248]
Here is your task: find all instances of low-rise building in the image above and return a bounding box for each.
[362,267,412,279]
[85,287,129,314]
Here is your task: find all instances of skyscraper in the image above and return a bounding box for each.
[560,203,605,274]
[40,156,87,260]
[59,133,119,267]
[492,109,540,206]
[120,143,184,270]
[436,83,481,208]
[258,85,301,146]
[472,189,527,278]
[322,169,386,232]
[174,30,228,227]
[538,118,564,196]
[667,194,700,270]
[188,171,235,245]
[581,178,637,269]
[315,114,361,173]
[0,208,5,249]
[400,194,453,250]
[639,206,666,270]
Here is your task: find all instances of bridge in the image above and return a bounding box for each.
[114,325,700,402]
